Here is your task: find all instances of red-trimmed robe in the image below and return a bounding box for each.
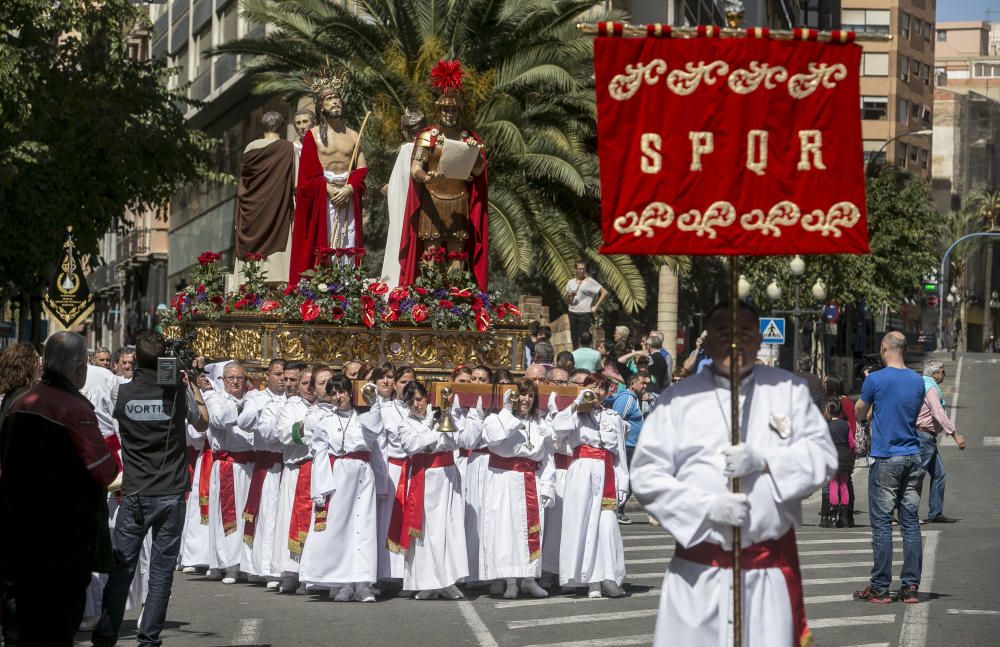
[289,130,368,285]
[398,128,488,292]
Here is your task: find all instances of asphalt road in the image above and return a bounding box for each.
[73,352,1000,647]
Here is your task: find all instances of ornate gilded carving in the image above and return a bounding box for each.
[191,326,263,363]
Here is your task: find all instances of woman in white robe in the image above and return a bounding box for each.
[449,366,489,585]
[179,422,211,571]
[374,364,413,585]
[299,374,386,602]
[481,379,556,599]
[395,381,468,599]
[540,392,572,588]
[552,374,629,598]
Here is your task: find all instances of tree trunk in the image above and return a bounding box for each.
[657,264,679,364]
[29,291,43,346]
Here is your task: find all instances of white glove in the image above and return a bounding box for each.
[503,389,514,412]
[540,495,554,509]
[721,443,767,478]
[423,404,435,425]
[312,495,326,509]
[547,392,559,416]
[475,396,485,419]
[706,492,750,527]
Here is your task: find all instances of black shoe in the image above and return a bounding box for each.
[926,515,960,523]
[818,514,832,528]
[853,585,893,604]
[897,584,919,603]
[616,511,633,525]
[845,510,856,528]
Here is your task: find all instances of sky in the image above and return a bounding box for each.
[937,0,1000,23]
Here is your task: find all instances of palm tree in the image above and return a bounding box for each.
[941,207,980,352]
[965,190,1000,348]
[213,0,662,312]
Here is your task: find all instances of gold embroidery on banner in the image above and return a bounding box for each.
[613,202,675,237]
[800,202,861,237]
[666,61,729,95]
[608,59,668,101]
[787,63,848,99]
[740,201,802,236]
[676,201,737,238]
[727,62,788,94]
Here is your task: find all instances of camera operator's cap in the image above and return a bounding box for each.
[205,360,235,392]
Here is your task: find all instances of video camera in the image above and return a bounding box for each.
[156,333,200,386]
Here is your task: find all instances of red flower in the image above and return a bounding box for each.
[260,300,281,312]
[300,299,320,321]
[438,299,454,309]
[176,313,183,321]
[448,287,472,299]
[360,295,376,329]
[244,253,264,262]
[411,304,429,323]
[239,285,247,294]
[234,298,248,310]
[421,247,446,264]
[333,294,347,302]
[368,281,389,296]
[495,303,508,318]
[209,295,224,306]
[446,251,468,261]
[382,308,400,323]
[414,286,429,296]
[474,308,490,332]
[196,284,207,293]
[388,287,409,304]
[314,247,335,265]
[502,303,522,317]
[197,251,221,265]
[471,297,484,310]
[330,305,346,320]
[283,283,297,296]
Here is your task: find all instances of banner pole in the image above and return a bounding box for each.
[729,256,742,647]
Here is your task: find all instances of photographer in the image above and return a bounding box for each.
[92,331,208,647]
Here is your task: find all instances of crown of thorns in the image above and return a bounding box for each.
[305,68,345,98]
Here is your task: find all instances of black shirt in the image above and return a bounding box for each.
[114,368,193,496]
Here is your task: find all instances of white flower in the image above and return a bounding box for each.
[317,283,329,292]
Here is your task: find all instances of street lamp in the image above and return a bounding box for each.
[865,129,933,177]
[812,279,827,301]
[766,281,782,302]
[947,285,962,359]
[767,256,825,373]
[738,274,752,299]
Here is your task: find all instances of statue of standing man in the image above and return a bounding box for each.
[399,60,489,292]
[289,71,368,285]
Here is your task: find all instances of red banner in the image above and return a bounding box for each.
[594,35,869,256]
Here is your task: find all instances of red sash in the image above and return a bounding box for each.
[313,451,372,532]
[573,445,617,510]
[214,450,254,536]
[554,453,573,470]
[676,530,811,647]
[104,434,124,502]
[198,440,213,524]
[386,456,410,554]
[390,452,455,553]
[287,459,313,554]
[242,451,283,546]
[459,447,490,458]
[489,453,542,561]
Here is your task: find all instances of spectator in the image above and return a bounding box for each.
[524,322,540,365]
[112,346,135,380]
[92,346,112,369]
[471,365,493,384]
[572,331,602,372]
[822,398,855,528]
[682,331,711,374]
[492,369,516,384]
[820,376,857,527]
[556,351,575,374]
[533,340,555,367]
[0,342,41,407]
[564,260,607,348]
[646,332,672,391]
[612,342,633,384]
[597,340,611,366]
[524,364,548,381]
[568,369,590,385]
[854,331,925,604]
[601,356,626,390]
[612,374,645,525]
[917,360,966,523]
[546,367,570,384]
[613,326,631,346]
[1,332,119,645]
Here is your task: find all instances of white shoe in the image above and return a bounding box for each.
[647,513,661,527]
[503,578,518,599]
[601,580,626,598]
[588,582,602,599]
[440,584,464,600]
[333,584,354,602]
[490,580,505,596]
[520,579,549,598]
[356,583,377,602]
[414,589,439,600]
[181,566,197,574]
[265,580,279,590]
[222,576,237,585]
[222,566,239,584]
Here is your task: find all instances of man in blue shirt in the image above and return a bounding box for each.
[854,331,926,604]
[612,374,645,525]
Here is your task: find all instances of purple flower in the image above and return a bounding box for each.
[450,306,463,316]
[301,289,316,300]
[400,298,414,310]
[197,292,207,302]
[478,292,491,308]
[330,283,340,292]
[435,288,447,298]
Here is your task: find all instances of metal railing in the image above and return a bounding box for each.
[88,263,120,294]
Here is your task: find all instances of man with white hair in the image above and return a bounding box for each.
[917,360,965,523]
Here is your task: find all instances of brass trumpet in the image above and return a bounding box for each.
[361,382,377,405]
[438,386,459,433]
[575,389,598,412]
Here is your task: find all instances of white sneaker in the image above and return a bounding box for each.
[647,513,661,527]
[333,584,354,602]
[414,589,439,600]
[588,582,602,599]
[440,584,464,600]
[181,566,197,574]
[222,566,239,585]
[520,579,549,598]
[601,580,626,598]
[222,576,237,585]
[503,578,518,599]
[265,580,279,590]
[356,583,377,602]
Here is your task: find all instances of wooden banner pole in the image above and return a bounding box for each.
[729,256,743,647]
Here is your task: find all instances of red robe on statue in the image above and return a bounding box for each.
[398,129,489,292]
[288,130,368,285]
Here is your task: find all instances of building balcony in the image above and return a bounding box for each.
[117,227,168,268]
[88,263,121,295]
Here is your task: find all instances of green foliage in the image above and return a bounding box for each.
[741,167,943,311]
[213,0,652,312]
[0,0,214,294]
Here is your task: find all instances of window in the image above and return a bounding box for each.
[899,55,910,82]
[172,47,189,90]
[842,9,890,33]
[897,98,908,124]
[974,62,1000,78]
[900,12,910,39]
[861,96,888,120]
[896,142,908,168]
[922,64,931,85]
[920,149,929,170]
[912,18,921,40]
[220,4,239,44]
[863,140,887,167]
[862,52,889,76]
[924,21,932,40]
[937,29,947,42]
[910,145,918,163]
[193,27,211,78]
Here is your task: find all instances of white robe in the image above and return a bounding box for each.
[455,402,488,582]
[552,405,629,587]
[480,411,556,580]
[381,142,413,288]
[270,395,314,575]
[180,423,211,568]
[203,389,255,570]
[630,367,837,647]
[237,387,286,578]
[376,398,410,580]
[398,415,468,591]
[325,169,355,259]
[299,406,386,587]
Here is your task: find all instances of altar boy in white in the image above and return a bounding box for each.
[631,302,836,647]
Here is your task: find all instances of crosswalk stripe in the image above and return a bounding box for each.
[800,561,873,570]
[626,557,670,565]
[809,614,896,629]
[798,548,898,556]
[798,538,870,545]
[805,594,853,604]
[624,544,674,552]
[508,609,657,629]
[519,634,655,647]
[494,590,660,609]
[622,534,671,542]
[804,576,870,585]
[946,609,1000,615]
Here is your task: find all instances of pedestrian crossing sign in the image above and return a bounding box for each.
[759,317,785,344]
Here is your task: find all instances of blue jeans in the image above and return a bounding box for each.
[868,454,924,590]
[917,431,947,520]
[92,494,185,647]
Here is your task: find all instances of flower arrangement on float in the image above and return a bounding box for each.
[166,249,523,331]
